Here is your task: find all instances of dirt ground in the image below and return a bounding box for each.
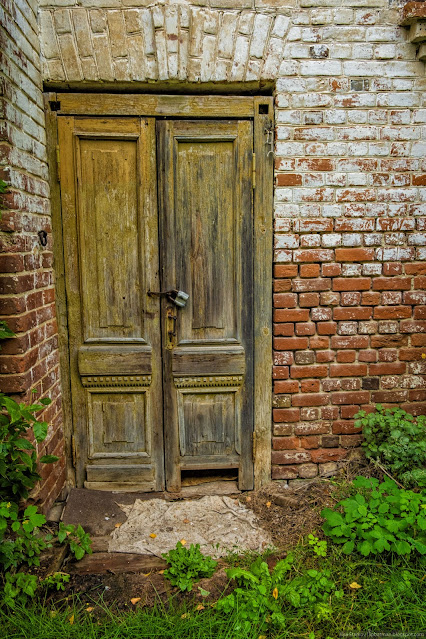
[35,469,370,612]
[33,459,385,614]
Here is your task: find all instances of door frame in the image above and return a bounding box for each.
[45,93,273,490]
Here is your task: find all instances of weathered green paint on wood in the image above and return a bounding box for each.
[55,95,273,493]
[58,116,164,490]
[157,119,254,491]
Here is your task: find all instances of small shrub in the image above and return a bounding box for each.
[355,405,426,488]
[162,542,217,592]
[58,523,92,561]
[0,392,91,607]
[321,476,426,557]
[0,394,57,501]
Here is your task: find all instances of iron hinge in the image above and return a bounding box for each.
[252,153,256,189]
[71,435,77,467]
[252,431,257,462]
[56,145,60,182]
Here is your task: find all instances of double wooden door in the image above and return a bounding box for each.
[58,113,255,492]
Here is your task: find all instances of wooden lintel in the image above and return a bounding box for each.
[56,94,255,118]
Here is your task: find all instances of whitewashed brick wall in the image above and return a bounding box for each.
[0,0,65,508]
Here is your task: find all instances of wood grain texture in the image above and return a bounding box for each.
[78,345,153,376]
[157,119,254,491]
[54,96,272,492]
[172,347,245,375]
[58,116,164,490]
[86,465,154,482]
[69,553,167,574]
[56,94,255,118]
[44,93,76,489]
[83,482,157,492]
[253,97,274,489]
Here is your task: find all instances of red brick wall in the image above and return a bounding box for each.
[0,0,65,510]
[270,7,426,480]
[273,179,426,481]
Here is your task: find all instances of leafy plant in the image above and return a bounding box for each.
[0,179,7,194]
[281,567,343,615]
[307,534,327,557]
[216,555,293,631]
[2,572,37,608]
[0,385,90,606]
[355,405,426,488]
[217,554,343,632]
[162,542,217,592]
[0,394,57,501]
[322,476,426,557]
[58,523,92,561]
[0,502,51,570]
[41,572,70,591]
[0,321,14,343]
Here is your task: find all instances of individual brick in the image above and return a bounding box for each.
[310,448,347,463]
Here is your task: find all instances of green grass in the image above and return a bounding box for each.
[2,600,265,639]
[3,545,425,639]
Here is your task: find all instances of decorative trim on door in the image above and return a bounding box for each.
[174,375,244,388]
[81,375,152,388]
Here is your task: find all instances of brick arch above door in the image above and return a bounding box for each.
[39,3,290,84]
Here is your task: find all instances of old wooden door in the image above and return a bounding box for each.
[58,112,254,492]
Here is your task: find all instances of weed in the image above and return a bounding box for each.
[162,542,217,592]
[0,392,91,607]
[0,502,51,570]
[41,572,70,592]
[0,321,14,343]
[321,476,426,556]
[0,394,57,501]
[2,572,37,608]
[217,552,344,633]
[355,405,426,488]
[307,534,327,557]
[58,523,92,561]
[216,554,294,631]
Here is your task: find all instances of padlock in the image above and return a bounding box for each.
[174,290,189,308]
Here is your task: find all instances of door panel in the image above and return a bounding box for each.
[157,120,254,491]
[58,116,164,491]
[76,137,143,341]
[87,389,150,457]
[177,136,235,338]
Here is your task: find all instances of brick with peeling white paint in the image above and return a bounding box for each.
[250,14,272,59]
[230,35,249,80]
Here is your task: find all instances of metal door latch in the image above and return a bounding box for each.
[148,289,189,308]
[264,124,275,158]
[166,308,177,349]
